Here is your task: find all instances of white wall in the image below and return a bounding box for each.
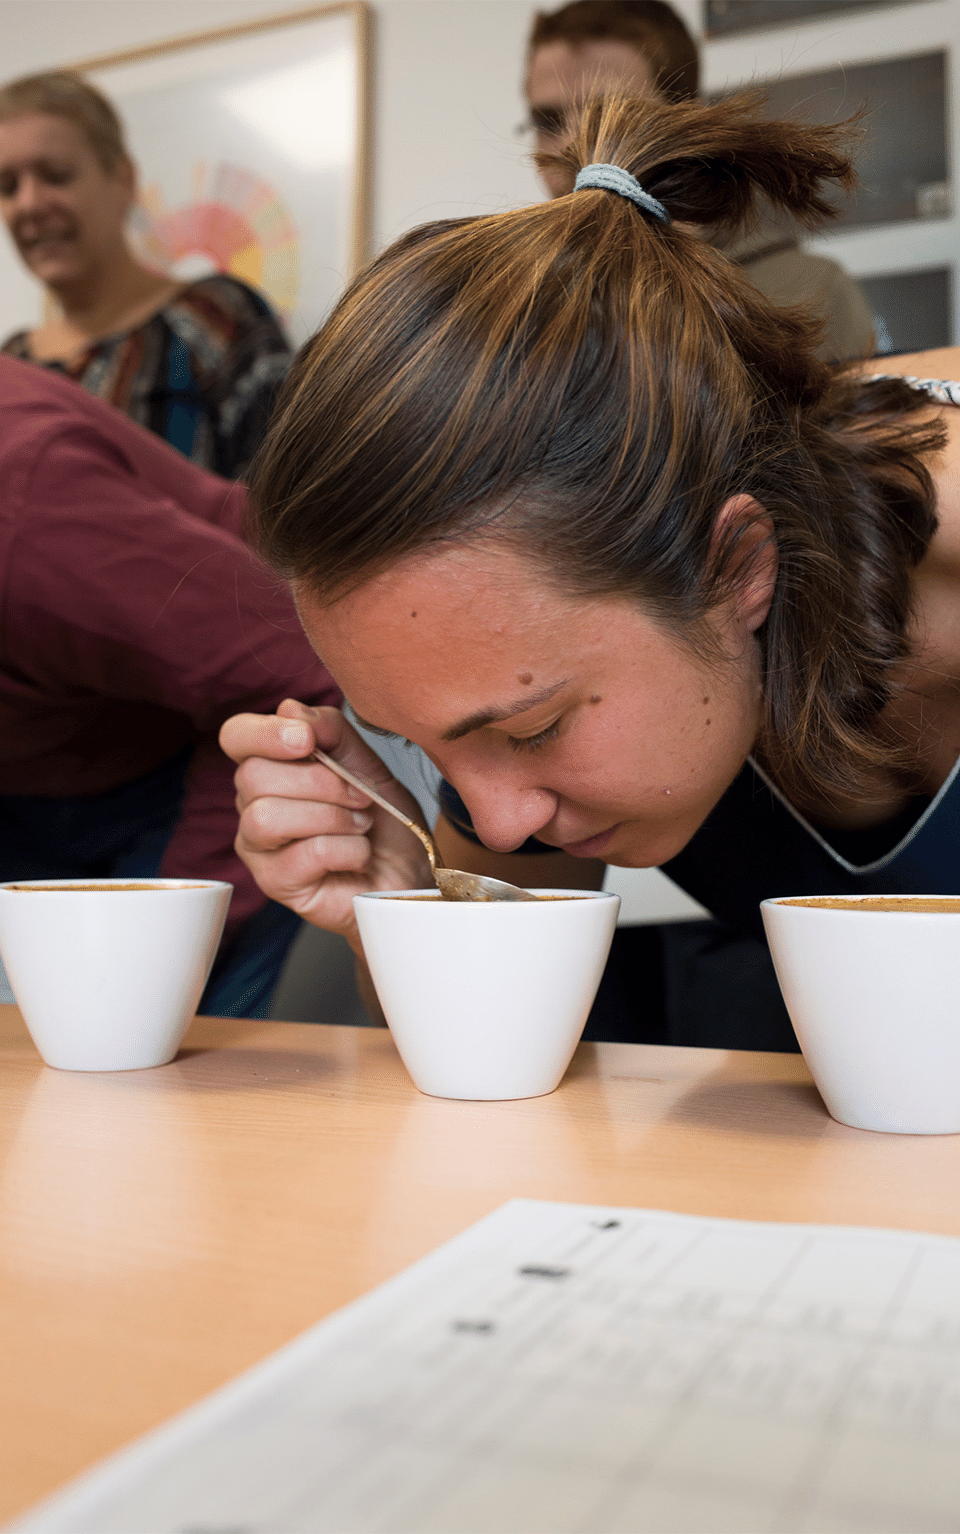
[373,0,539,245]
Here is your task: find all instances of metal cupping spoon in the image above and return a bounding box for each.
[310,748,537,902]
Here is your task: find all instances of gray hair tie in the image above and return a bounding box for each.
[574,163,670,224]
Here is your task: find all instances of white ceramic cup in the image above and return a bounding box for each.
[761,894,960,1134]
[353,888,620,1100]
[0,878,232,1071]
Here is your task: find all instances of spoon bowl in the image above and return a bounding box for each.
[433,866,538,902]
[310,749,538,902]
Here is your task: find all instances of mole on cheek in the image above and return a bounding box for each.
[589,694,602,705]
[518,672,533,685]
[410,611,417,618]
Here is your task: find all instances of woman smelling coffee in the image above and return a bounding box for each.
[219,91,960,1042]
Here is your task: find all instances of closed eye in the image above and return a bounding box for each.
[359,721,401,740]
[346,705,415,748]
[507,719,562,753]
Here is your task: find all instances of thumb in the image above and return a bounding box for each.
[275,699,409,801]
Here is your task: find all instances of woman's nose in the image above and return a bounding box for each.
[11,174,49,215]
[455,771,558,853]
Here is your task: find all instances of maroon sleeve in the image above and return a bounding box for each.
[11,425,336,720]
[158,738,269,929]
[7,422,341,926]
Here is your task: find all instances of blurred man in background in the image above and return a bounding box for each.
[523,0,876,363]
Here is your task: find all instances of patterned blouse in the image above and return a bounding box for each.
[2,275,292,481]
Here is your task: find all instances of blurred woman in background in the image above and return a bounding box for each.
[0,71,290,479]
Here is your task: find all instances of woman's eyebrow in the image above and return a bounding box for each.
[441,679,570,742]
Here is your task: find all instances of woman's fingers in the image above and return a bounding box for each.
[219,703,329,766]
[240,829,373,893]
[238,833,375,933]
[233,753,370,816]
[220,703,434,942]
[237,793,373,852]
[223,702,428,826]
[272,699,420,805]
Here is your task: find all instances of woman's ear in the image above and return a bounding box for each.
[711,493,778,635]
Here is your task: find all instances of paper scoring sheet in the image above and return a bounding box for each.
[11,1199,960,1533]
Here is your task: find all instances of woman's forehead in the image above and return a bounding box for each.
[297,545,601,658]
[295,549,670,740]
[0,111,88,156]
[301,578,571,741]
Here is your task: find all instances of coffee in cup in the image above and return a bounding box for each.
[777,896,960,913]
[6,882,207,893]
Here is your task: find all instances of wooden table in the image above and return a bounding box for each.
[3,1003,960,1524]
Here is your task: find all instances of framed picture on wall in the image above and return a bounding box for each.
[67,1,370,348]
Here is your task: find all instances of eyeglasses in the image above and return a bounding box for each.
[515,105,567,140]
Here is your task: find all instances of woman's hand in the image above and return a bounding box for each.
[219,700,433,952]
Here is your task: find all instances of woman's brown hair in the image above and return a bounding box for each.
[0,72,128,171]
[252,91,944,815]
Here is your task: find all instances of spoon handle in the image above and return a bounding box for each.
[309,748,441,874]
